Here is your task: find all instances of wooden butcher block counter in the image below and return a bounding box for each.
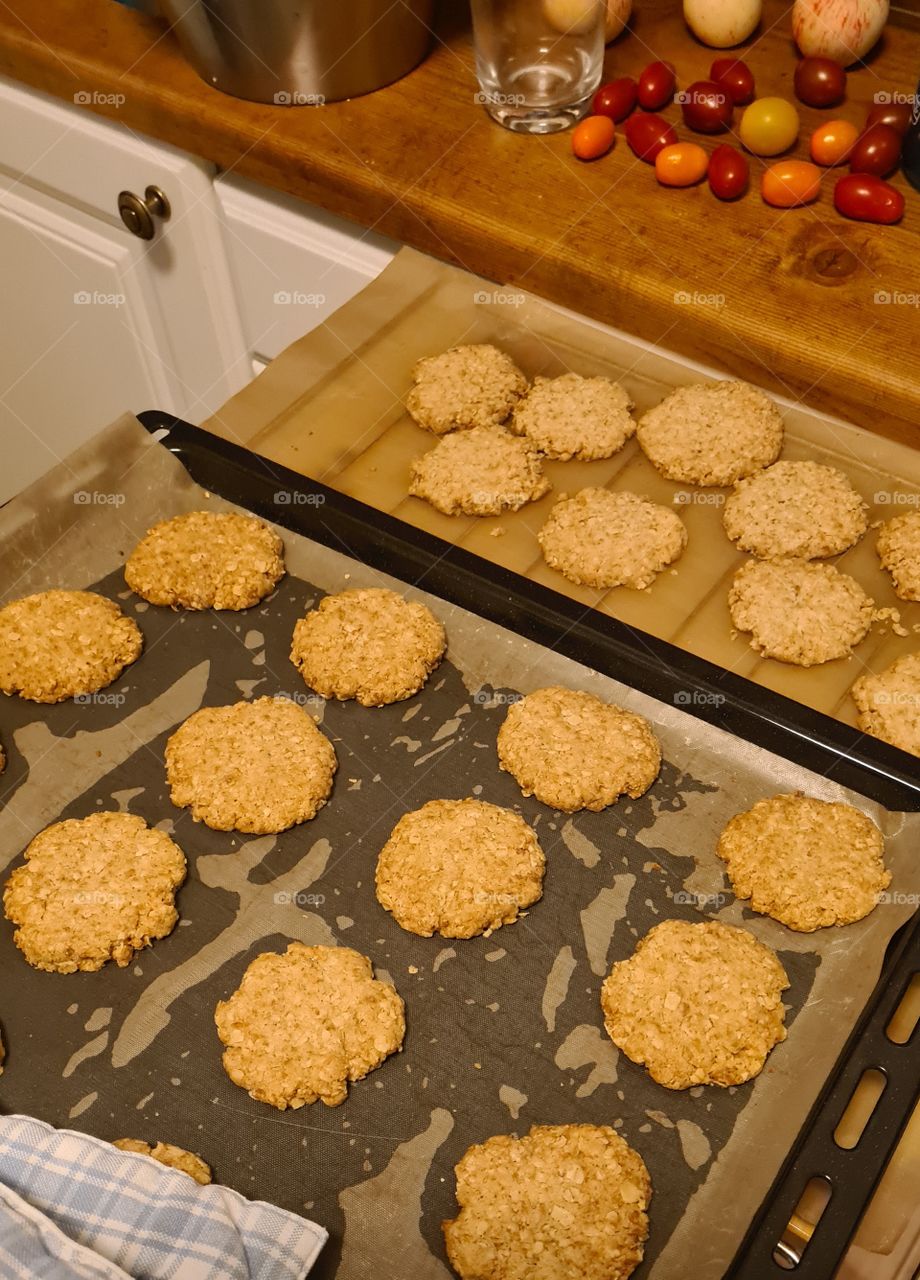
[0,0,919,444]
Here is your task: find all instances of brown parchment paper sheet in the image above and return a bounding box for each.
[0,414,917,1280]
[203,246,920,730]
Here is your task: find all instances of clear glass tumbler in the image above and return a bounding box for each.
[470,0,605,134]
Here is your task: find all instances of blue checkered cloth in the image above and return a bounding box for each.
[0,1115,327,1280]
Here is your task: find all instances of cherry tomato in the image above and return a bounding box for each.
[637,61,676,111]
[740,97,800,156]
[709,57,755,106]
[866,102,912,136]
[810,119,859,166]
[655,142,709,187]
[624,112,679,162]
[849,123,902,177]
[681,80,733,133]
[708,143,750,199]
[593,77,638,122]
[572,114,616,160]
[834,173,904,223]
[762,159,822,207]
[793,57,846,108]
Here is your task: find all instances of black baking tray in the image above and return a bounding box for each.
[140,411,920,1280]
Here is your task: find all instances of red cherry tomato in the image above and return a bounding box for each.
[624,112,679,162]
[708,143,750,199]
[681,80,733,133]
[834,173,904,223]
[572,115,616,160]
[793,57,846,108]
[849,123,902,177]
[810,119,859,166]
[593,77,638,122]
[710,58,755,106]
[637,61,676,111]
[866,102,912,136]
[762,159,822,207]
[655,142,709,187]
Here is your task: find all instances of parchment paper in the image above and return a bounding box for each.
[0,415,917,1280]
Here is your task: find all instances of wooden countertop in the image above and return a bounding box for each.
[2,0,919,444]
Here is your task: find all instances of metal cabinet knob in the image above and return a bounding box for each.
[117,185,171,240]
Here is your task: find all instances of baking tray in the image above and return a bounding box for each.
[0,413,916,1280]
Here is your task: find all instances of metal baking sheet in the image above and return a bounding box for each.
[0,415,917,1280]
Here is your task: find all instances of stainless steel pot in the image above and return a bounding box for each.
[155,0,434,105]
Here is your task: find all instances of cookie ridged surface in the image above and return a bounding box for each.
[215,942,405,1109]
[497,686,661,812]
[290,588,446,707]
[375,799,545,939]
[0,590,142,704]
[510,373,636,461]
[443,1123,651,1280]
[409,427,551,516]
[3,812,186,974]
[717,793,890,931]
[637,380,784,486]
[723,461,868,559]
[125,511,284,610]
[729,559,874,666]
[113,1139,212,1185]
[166,695,336,833]
[538,489,687,589]
[877,511,920,601]
[601,919,789,1089]
[406,344,527,434]
[851,651,920,757]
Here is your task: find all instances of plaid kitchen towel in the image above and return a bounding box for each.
[0,1115,327,1280]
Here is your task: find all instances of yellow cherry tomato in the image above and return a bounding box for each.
[810,119,860,167]
[762,159,822,207]
[572,114,616,160]
[739,97,800,156]
[655,142,709,186]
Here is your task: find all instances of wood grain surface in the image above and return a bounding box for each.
[0,0,918,444]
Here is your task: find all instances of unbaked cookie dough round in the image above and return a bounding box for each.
[0,590,142,704]
[509,372,636,461]
[729,559,874,666]
[409,426,550,516]
[601,919,789,1089]
[290,587,446,707]
[3,811,186,974]
[375,798,545,938]
[166,695,336,833]
[113,1139,212,1185]
[215,942,405,1109]
[497,686,661,812]
[443,1123,651,1280]
[722,461,868,560]
[637,380,784,486]
[851,650,920,758]
[125,510,285,610]
[538,488,687,589]
[877,511,920,602]
[717,793,890,931]
[406,344,528,434]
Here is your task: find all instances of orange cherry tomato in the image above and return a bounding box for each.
[762,159,822,207]
[655,142,709,187]
[572,114,616,160]
[810,119,860,167]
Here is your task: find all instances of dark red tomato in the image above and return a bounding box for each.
[708,143,750,199]
[593,77,638,122]
[710,58,755,106]
[849,123,902,177]
[637,61,677,111]
[865,102,912,136]
[793,57,846,108]
[625,112,679,161]
[681,80,733,133]
[834,173,904,223]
